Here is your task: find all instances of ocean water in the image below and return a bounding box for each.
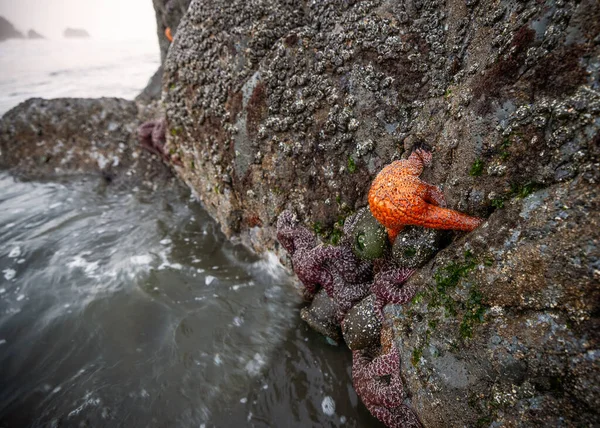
[0,39,160,115]
[0,39,383,427]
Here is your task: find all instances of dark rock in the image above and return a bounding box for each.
[300,289,342,343]
[0,98,173,188]
[341,294,382,350]
[161,0,600,425]
[391,176,599,427]
[392,226,445,269]
[137,0,193,103]
[27,29,44,39]
[0,16,24,41]
[63,28,90,39]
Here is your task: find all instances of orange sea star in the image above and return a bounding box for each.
[368,149,483,242]
[165,27,173,42]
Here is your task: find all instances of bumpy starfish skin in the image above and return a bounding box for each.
[352,327,422,428]
[369,149,483,242]
[137,118,182,166]
[276,211,372,311]
[371,265,416,319]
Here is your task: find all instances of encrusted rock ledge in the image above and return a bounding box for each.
[0,98,174,188]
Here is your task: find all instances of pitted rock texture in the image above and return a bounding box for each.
[389,176,599,427]
[163,0,599,425]
[0,98,174,188]
[164,0,599,253]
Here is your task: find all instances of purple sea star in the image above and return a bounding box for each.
[137,118,182,166]
[277,211,372,320]
[352,327,422,428]
[370,263,417,320]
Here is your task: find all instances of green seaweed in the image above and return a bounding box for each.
[347,156,357,173]
[470,159,484,177]
[411,347,423,367]
[491,198,505,209]
[459,287,486,339]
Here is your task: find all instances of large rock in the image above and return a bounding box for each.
[0,98,173,188]
[63,28,90,39]
[137,0,192,103]
[389,175,599,426]
[162,0,600,425]
[0,16,23,41]
[27,30,44,39]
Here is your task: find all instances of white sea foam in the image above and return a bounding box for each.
[3,269,16,280]
[8,246,21,258]
[244,353,265,376]
[321,396,336,416]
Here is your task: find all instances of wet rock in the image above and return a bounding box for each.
[137,0,193,103]
[300,289,342,343]
[160,0,600,425]
[0,98,173,188]
[392,226,444,269]
[391,177,599,427]
[342,294,382,350]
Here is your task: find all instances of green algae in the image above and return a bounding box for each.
[347,156,357,174]
[470,159,484,177]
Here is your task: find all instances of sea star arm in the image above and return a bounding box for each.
[412,202,483,231]
[371,267,416,318]
[368,404,423,428]
[421,182,447,207]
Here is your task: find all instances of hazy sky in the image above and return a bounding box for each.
[0,0,157,40]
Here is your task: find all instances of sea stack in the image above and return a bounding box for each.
[27,29,45,39]
[0,16,24,42]
[63,28,90,39]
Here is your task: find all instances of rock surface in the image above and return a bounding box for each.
[63,28,90,39]
[138,0,192,103]
[27,29,44,39]
[0,16,23,41]
[162,0,600,425]
[0,98,173,188]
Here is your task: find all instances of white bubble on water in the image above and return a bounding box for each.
[321,396,336,416]
[214,354,222,366]
[16,294,25,302]
[0,339,6,346]
[245,353,265,376]
[205,275,216,286]
[240,397,248,404]
[8,247,21,258]
[3,269,16,281]
[0,288,5,294]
